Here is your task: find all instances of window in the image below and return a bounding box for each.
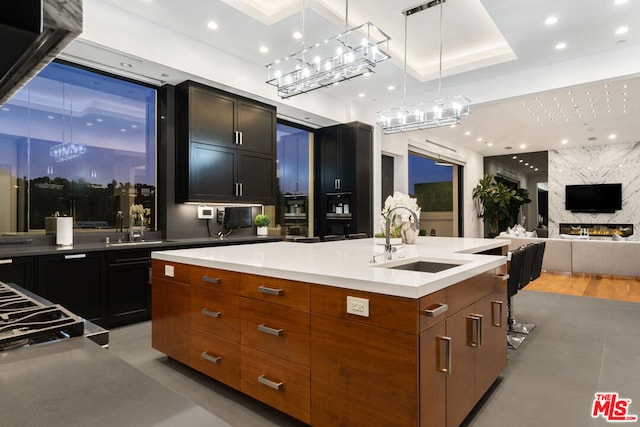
[0,62,156,235]
[408,152,461,237]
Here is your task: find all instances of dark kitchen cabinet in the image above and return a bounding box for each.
[106,249,152,327]
[36,252,106,324]
[315,121,373,238]
[0,256,35,292]
[176,81,277,204]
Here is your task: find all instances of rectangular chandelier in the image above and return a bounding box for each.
[50,142,86,162]
[266,22,391,99]
[377,95,470,134]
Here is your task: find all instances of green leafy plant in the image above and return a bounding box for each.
[254,214,271,227]
[472,174,527,235]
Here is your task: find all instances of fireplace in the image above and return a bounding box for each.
[559,223,633,238]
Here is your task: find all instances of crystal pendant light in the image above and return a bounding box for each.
[378,0,470,134]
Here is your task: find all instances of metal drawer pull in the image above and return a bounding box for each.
[258,324,283,336]
[64,254,86,260]
[201,308,221,318]
[468,314,483,348]
[201,352,221,364]
[492,300,503,327]
[258,375,283,391]
[437,336,452,375]
[201,275,221,284]
[0,259,12,265]
[422,303,448,317]
[258,285,283,296]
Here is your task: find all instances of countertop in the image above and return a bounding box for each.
[0,235,281,258]
[0,338,231,427]
[152,236,508,298]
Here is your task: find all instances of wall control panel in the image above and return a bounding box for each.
[197,205,215,219]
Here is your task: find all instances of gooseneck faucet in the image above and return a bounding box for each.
[384,206,419,260]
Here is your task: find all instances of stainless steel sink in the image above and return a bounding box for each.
[108,240,165,246]
[387,260,461,273]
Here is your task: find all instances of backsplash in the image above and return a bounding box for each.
[548,141,640,237]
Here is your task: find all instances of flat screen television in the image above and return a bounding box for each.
[223,206,252,229]
[565,183,622,213]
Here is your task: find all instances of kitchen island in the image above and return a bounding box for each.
[151,236,509,427]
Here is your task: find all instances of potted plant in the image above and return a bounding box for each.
[472,174,528,237]
[255,214,271,236]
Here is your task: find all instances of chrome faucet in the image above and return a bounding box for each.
[128,214,144,242]
[384,206,419,260]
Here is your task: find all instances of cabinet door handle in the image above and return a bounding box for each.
[201,275,221,284]
[0,259,12,265]
[201,308,221,318]
[258,323,283,336]
[258,375,283,391]
[235,182,239,197]
[421,303,448,318]
[201,351,221,364]
[64,254,86,260]
[234,130,240,145]
[491,300,503,327]
[238,131,243,145]
[437,336,452,375]
[468,314,483,348]
[258,285,283,296]
[239,182,243,197]
[147,266,152,285]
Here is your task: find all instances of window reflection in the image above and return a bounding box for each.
[0,62,156,235]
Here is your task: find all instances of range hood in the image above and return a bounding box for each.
[0,0,82,106]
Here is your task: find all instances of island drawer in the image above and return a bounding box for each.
[445,269,501,317]
[189,266,241,294]
[310,285,418,334]
[240,298,310,366]
[191,286,240,342]
[241,346,310,424]
[190,328,241,390]
[241,274,310,310]
[152,259,190,283]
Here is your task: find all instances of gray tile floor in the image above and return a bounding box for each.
[109,290,640,427]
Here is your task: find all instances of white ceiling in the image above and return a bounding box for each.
[60,0,640,157]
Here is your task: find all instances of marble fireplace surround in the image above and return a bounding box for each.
[548,142,640,238]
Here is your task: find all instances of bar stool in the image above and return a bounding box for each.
[507,247,526,349]
[511,243,538,335]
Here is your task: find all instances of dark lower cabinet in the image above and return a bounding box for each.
[36,252,106,324]
[0,256,35,292]
[107,249,152,327]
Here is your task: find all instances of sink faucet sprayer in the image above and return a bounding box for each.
[370,206,419,263]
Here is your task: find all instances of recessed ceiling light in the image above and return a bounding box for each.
[259,46,269,54]
[1,107,9,112]
[530,165,534,169]
[486,142,493,147]
[609,134,617,139]
[477,137,483,142]
[363,72,371,77]
[120,128,127,132]
[207,21,218,30]
[615,0,628,5]
[513,156,517,159]
[520,144,527,149]
[535,168,539,171]
[47,115,54,119]
[358,93,365,98]
[545,16,558,26]
[464,131,471,136]
[555,42,567,50]
[525,162,529,166]
[86,122,93,126]
[293,31,303,40]
[131,124,138,129]
[96,118,103,122]
[387,85,395,91]
[121,62,133,68]
[519,159,524,163]
[616,26,629,35]
[561,139,568,144]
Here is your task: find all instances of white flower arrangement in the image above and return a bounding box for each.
[129,204,145,218]
[379,191,421,237]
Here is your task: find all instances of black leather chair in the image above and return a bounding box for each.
[511,243,538,335]
[531,241,546,281]
[507,247,526,349]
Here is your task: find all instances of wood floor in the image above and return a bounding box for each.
[526,271,640,303]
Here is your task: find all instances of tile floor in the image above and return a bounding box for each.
[109,290,640,427]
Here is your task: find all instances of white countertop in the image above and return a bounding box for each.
[152,236,507,299]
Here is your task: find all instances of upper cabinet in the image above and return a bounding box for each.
[175,81,277,204]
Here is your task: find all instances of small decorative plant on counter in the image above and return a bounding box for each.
[255,214,271,236]
[379,191,421,244]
